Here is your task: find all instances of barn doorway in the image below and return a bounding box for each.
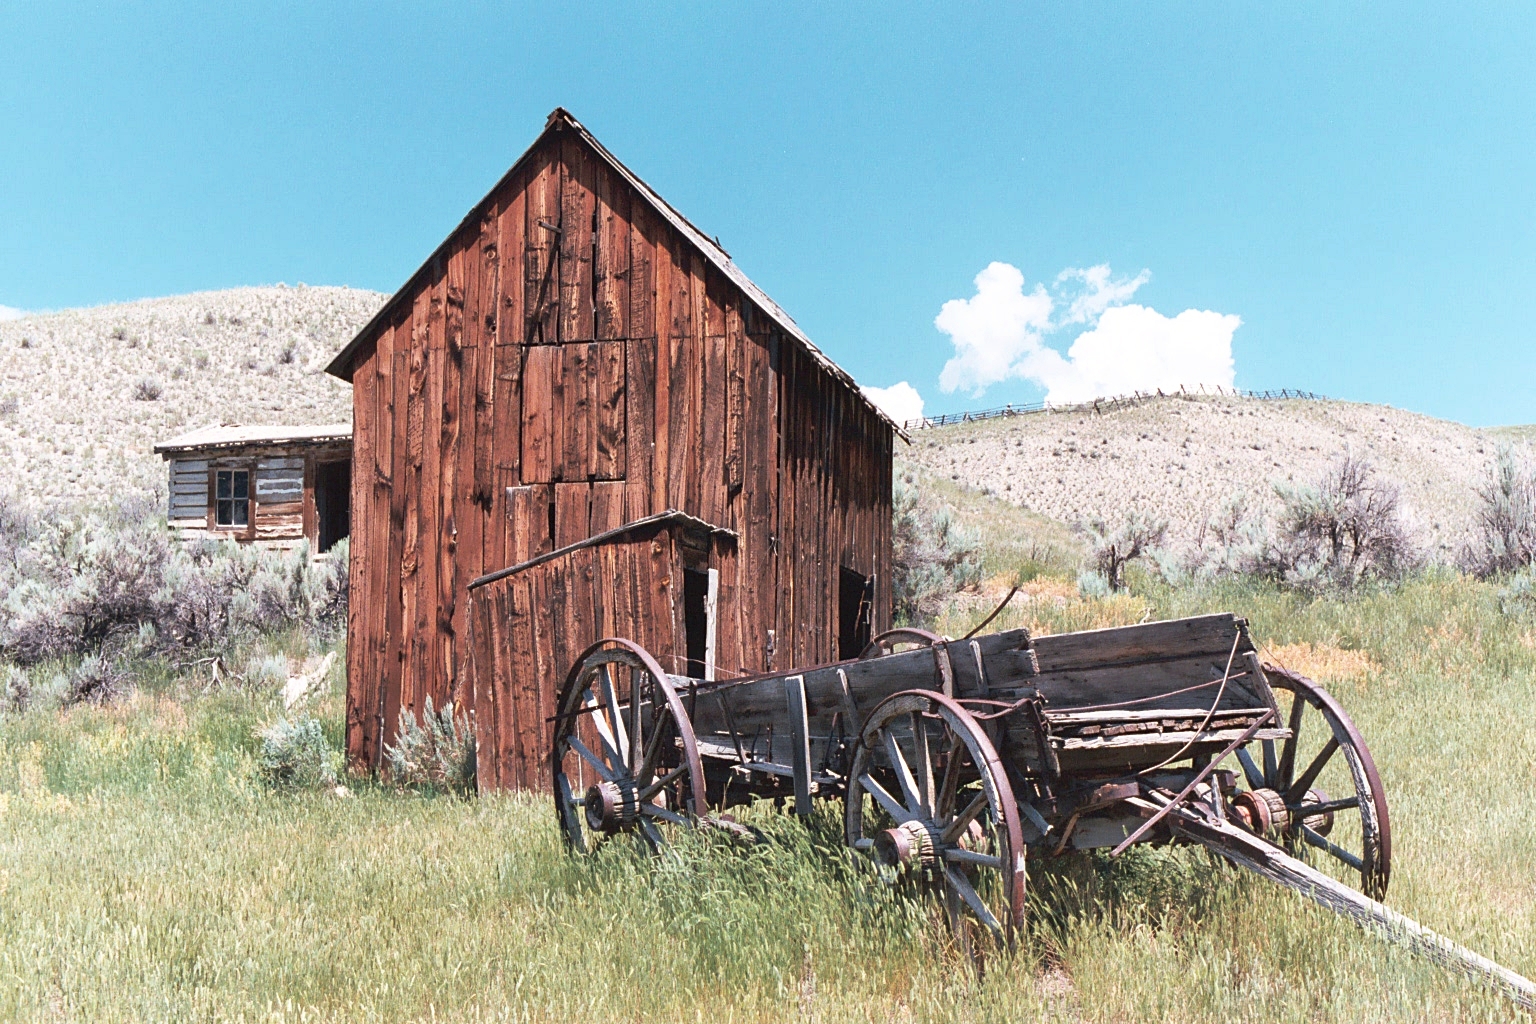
[838,568,873,660]
[314,459,351,553]
[683,566,718,679]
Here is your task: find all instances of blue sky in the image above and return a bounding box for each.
[2,4,1532,425]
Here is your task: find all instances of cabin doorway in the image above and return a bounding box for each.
[314,459,351,553]
[838,568,873,660]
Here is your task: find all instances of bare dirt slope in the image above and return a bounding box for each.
[899,393,1533,561]
[0,286,386,507]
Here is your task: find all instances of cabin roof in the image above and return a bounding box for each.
[323,108,901,437]
[154,422,353,456]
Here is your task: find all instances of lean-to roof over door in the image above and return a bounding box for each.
[323,108,902,437]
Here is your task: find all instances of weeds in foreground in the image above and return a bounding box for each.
[0,576,1530,1021]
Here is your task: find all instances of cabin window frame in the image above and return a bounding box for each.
[207,464,255,538]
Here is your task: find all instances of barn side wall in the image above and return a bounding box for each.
[344,123,893,780]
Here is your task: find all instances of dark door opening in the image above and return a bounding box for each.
[314,459,351,553]
[838,567,874,660]
[683,567,710,678]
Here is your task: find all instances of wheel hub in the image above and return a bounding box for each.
[874,818,943,868]
[585,779,640,831]
[1232,788,1290,834]
[1296,787,1335,836]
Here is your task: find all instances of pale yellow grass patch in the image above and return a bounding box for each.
[1264,641,1380,685]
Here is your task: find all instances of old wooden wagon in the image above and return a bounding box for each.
[544,612,1536,1004]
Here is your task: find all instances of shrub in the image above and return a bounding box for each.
[244,653,290,691]
[1465,446,1536,578]
[1258,453,1416,591]
[64,654,131,707]
[383,697,477,797]
[0,498,349,665]
[891,476,983,625]
[257,715,341,790]
[1085,512,1168,591]
[131,377,163,401]
[3,665,30,713]
[0,393,17,417]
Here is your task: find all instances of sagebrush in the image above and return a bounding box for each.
[891,473,983,625]
[383,696,477,796]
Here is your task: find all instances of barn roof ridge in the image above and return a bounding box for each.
[323,107,902,438]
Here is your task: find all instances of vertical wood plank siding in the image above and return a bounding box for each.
[341,122,893,788]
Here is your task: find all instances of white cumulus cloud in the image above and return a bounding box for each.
[935,263,1053,395]
[0,305,24,322]
[861,381,925,425]
[935,262,1239,404]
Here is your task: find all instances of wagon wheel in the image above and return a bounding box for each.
[859,627,943,660]
[1231,664,1391,900]
[551,638,706,855]
[846,689,1026,962]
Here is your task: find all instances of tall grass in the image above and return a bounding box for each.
[1,575,1533,1021]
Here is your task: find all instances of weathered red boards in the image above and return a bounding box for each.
[325,109,898,786]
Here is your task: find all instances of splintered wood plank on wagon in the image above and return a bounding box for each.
[1031,614,1250,672]
[687,629,1034,738]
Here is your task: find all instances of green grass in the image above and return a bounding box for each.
[3,576,1535,1021]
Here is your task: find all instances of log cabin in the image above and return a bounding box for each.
[154,423,352,553]
[325,108,899,790]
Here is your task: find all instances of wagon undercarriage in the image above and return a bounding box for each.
[547,613,1534,1007]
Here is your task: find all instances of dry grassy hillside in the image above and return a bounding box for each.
[0,286,386,507]
[899,393,1533,561]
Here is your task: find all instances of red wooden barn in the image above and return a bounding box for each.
[325,109,899,790]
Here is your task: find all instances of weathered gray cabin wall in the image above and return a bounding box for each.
[163,440,351,551]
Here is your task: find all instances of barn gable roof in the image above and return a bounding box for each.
[324,108,900,436]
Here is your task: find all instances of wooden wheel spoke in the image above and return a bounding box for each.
[860,773,915,824]
[911,713,934,815]
[1294,795,1359,816]
[640,803,687,825]
[597,670,629,768]
[637,763,689,804]
[1285,736,1340,804]
[630,671,646,775]
[1262,738,1278,785]
[638,818,667,853]
[1302,824,1364,872]
[634,707,672,786]
[944,847,1002,869]
[583,689,623,768]
[942,790,989,845]
[1277,694,1307,789]
[882,731,924,816]
[935,732,963,819]
[1236,747,1265,791]
[566,735,619,783]
[944,867,1004,938]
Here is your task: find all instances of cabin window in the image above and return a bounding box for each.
[838,568,873,660]
[215,469,250,528]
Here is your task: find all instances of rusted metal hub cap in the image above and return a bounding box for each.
[874,819,941,868]
[1232,788,1290,834]
[585,779,640,832]
[1296,788,1335,836]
